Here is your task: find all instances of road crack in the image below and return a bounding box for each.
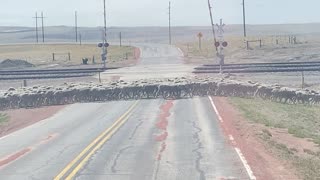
[191,121,206,180]
[129,121,143,140]
[110,146,132,173]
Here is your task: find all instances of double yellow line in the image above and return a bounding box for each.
[54,101,139,180]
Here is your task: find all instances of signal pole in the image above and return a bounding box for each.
[169,1,172,45]
[242,0,247,38]
[75,11,78,42]
[103,0,107,69]
[33,12,39,43]
[41,12,45,43]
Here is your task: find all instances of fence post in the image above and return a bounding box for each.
[52,53,55,61]
[259,39,262,48]
[246,41,249,50]
[68,52,71,61]
[23,80,27,87]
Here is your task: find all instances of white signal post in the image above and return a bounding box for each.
[215,19,227,74]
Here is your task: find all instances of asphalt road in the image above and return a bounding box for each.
[0,98,250,180]
[0,44,251,180]
[99,43,195,81]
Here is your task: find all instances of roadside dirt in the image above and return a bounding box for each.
[212,97,299,180]
[0,105,66,138]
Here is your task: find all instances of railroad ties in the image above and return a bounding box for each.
[193,61,320,74]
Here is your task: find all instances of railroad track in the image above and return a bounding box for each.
[0,67,118,80]
[194,61,320,74]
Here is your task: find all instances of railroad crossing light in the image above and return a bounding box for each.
[98,43,109,48]
[215,42,220,47]
[222,41,228,47]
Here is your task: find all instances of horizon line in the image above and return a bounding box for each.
[1,22,320,28]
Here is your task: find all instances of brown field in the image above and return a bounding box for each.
[0,44,135,66]
[230,97,320,179]
[177,35,317,64]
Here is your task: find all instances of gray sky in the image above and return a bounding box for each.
[0,0,319,27]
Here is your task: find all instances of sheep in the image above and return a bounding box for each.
[2,77,320,110]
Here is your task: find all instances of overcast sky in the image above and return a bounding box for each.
[0,0,319,27]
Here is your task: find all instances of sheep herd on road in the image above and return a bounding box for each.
[1,76,320,110]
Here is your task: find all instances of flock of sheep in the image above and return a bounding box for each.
[1,76,319,110]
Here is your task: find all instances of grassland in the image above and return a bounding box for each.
[0,44,135,66]
[176,35,314,64]
[229,97,320,180]
[0,113,8,125]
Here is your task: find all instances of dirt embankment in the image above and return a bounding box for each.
[213,97,300,180]
[0,105,65,138]
[215,96,320,180]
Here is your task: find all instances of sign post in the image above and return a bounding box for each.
[215,19,227,74]
[98,42,109,69]
[197,32,203,50]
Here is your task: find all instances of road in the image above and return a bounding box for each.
[0,44,252,180]
[99,43,195,81]
[0,98,250,180]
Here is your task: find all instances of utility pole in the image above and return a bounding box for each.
[207,0,218,53]
[103,0,107,69]
[119,32,122,47]
[33,12,39,43]
[168,1,172,45]
[242,0,247,38]
[75,11,78,42]
[41,12,45,43]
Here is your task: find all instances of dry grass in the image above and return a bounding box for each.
[229,97,320,180]
[0,113,8,125]
[176,35,315,64]
[0,44,135,66]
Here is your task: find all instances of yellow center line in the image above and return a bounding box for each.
[54,101,139,180]
[66,111,133,179]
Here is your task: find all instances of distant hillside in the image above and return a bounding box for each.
[1,24,320,44]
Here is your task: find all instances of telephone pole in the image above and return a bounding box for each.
[168,1,172,45]
[207,0,218,53]
[242,0,247,38]
[75,11,78,42]
[103,0,107,69]
[33,12,39,43]
[119,32,122,47]
[41,12,45,43]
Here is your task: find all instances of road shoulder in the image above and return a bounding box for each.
[212,97,299,180]
[0,105,66,138]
